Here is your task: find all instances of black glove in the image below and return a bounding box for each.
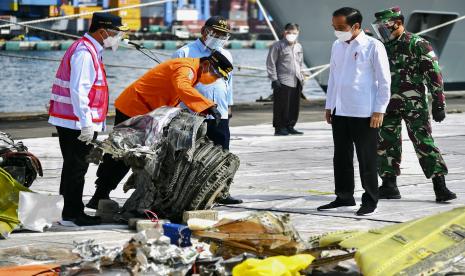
[271,80,281,90]
[432,103,446,123]
[208,106,222,126]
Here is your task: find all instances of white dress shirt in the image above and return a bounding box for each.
[49,33,106,131]
[325,31,391,118]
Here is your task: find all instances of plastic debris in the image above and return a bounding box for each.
[90,107,240,222]
[232,254,315,276]
[162,223,192,247]
[0,131,42,188]
[0,167,31,238]
[18,191,63,232]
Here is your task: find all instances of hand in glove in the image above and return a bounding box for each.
[208,106,222,126]
[432,103,446,123]
[271,80,281,90]
[78,126,94,144]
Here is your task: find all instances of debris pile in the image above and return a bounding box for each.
[62,230,204,275]
[92,107,240,222]
[192,212,309,258]
[0,131,42,188]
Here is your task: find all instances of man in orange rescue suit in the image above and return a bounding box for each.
[85,51,231,209]
[48,13,127,226]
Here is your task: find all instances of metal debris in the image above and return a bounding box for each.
[64,230,204,275]
[318,206,465,276]
[0,131,42,188]
[91,107,240,222]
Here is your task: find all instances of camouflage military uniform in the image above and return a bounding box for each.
[377,31,448,179]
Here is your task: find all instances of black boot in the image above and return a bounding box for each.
[379,176,401,199]
[216,195,243,205]
[86,186,111,210]
[274,128,289,136]
[432,175,456,202]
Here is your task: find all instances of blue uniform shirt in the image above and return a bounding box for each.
[172,39,233,119]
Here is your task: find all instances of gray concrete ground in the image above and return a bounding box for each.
[0,110,464,267]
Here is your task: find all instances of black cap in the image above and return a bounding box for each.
[208,51,233,80]
[90,12,128,32]
[204,16,230,33]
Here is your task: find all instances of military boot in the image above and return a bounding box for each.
[379,176,401,199]
[432,175,457,202]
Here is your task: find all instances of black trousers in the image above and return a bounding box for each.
[273,83,301,129]
[206,119,230,150]
[95,109,131,192]
[331,115,379,207]
[56,126,97,218]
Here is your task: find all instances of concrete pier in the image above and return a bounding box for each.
[0,113,464,265]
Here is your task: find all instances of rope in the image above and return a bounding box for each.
[0,0,174,29]
[256,0,279,41]
[0,18,80,39]
[0,52,269,78]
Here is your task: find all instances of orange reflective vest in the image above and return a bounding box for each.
[115,58,214,117]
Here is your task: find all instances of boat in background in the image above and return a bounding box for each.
[261,0,465,90]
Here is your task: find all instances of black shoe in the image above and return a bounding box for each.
[317,199,356,211]
[433,175,457,202]
[379,176,401,199]
[287,127,304,135]
[217,196,243,205]
[86,186,111,210]
[63,213,102,226]
[355,205,377,216]
[274,128,289,136]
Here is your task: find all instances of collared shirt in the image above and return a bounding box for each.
[49,33,106,131]
[325,31,391,118]
[172,39,233,120]
[266,39,304,88]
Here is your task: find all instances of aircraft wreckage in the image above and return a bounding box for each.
[88,107,240,222]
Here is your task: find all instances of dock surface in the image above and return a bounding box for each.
[1,113,464,265]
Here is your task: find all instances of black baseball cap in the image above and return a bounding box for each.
[204,16,230,33]
[90,12,129,32]
[208,51,233,80]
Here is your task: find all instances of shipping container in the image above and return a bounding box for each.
[229,10,247,21]
[110,0,140,7]
[117,8,140,18]
[72,0,98,6]
[176,8,198,21]
[122,18,140,30]
[0,0,18,11]
[19,0,58,5]
[140,0,163,18]
[75,6,102,19]
[60,4,75,15]
[49,5,59,16]
[18,5,50,18]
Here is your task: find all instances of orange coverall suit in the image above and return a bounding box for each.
[115,58,214,117]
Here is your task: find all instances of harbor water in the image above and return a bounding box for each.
[0,48,325,113]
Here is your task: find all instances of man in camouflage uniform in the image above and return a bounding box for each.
[372,6,456,202]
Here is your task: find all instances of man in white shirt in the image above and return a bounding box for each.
[317,7,391,216]
[48,13,127,226]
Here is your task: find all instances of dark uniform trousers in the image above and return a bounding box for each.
[273,83,301,129]
[95,109,131,192]
[56,126,97,218]
[206,119,230,150]
[331,114,379,208]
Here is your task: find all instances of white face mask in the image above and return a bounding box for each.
[334,29,353,42]
[205,35,228,50]
[102,30,122,51]
[285,33,298,43]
